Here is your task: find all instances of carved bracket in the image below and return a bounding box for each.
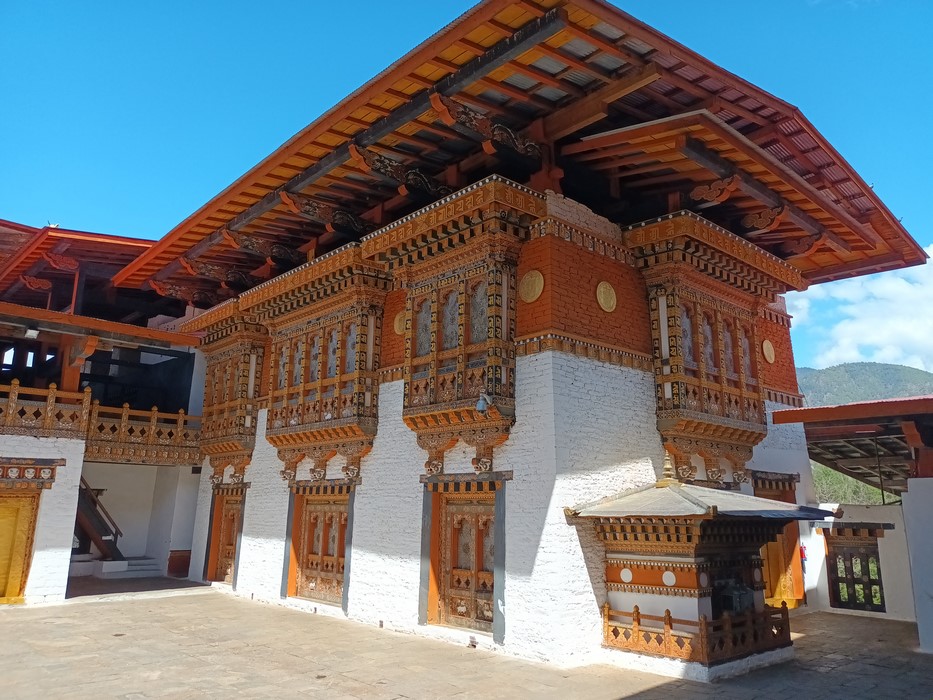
[42,252,80,272]
[221,227,305,267]
[416,432,460,476]
[336,439,373,480]
[689,175,740,204]
[149,279,219,309]
[279,192,372,236]
[21,275,52,292]
[461,422,511,474]
[741,206,787,232]
[179,256,260,291]
[430,93,542,161]
[348,144,452,199]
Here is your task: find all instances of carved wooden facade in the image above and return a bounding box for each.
[239,246,391,481]
[184,302,269,481]
[360,177,546,474]
[291,485,349,604]
[624,212,807,481]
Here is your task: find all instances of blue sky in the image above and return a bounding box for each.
[2,1,931,370]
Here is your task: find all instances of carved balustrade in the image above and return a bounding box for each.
[85,401,202,466]
[0,379,91,438]
[602,603,790,665]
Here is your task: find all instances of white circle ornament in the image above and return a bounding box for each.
[762,339,776,364]
[753,568,763,583]
[620,568,633,583]
[699,572,709,588]
[662,570,677,587]
[393,312,405,335]
[596,281,617,313]
[519,270,545,303]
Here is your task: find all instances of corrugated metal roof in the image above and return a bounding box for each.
[570,482,833,520]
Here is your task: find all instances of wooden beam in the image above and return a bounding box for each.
[543,65,660,141]
[680,137,852,253]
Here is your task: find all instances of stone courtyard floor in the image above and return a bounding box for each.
[2,588,932,699]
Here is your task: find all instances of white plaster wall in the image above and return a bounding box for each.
[145,466,180,573]
[347,380,424,629]
[802,503,915,622]
[170,466,201,552]
[498,352,662,664]
[233,409,290,600]
[903,478,933,650]
[81,462,158,558]
[1,435,85,603]
[746,401,815,504]
[187,459,214,581]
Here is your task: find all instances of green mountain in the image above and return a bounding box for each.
[796,362,933,407]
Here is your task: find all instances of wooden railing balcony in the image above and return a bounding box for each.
[85,401,202,466]
[0,379,91,438]
[0,379,202,466]
[602,603,790,666]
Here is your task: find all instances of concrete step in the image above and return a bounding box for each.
[97,557,163,579]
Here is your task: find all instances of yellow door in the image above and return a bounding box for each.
[0,494,40,604]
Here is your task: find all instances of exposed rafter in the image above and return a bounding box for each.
[680,137,852,254]
[347,145,452,199]
[279,192,372,236]
[429,93,542,160]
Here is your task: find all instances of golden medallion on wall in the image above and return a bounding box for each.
[596,281,617,313]
[519,270,545,303]
[394,312,406,335]
[762,339,776,364]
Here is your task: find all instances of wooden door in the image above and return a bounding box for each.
[754,483,804,608]
[0,493,39,604]
[214,495,242,584]
[295,498,347,604]
[439,493,494,632]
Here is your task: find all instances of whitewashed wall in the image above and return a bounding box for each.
[802,503,915,622]
[82,462,158,557]
[903,478,933,651]
[745,401,815,504]
[1,435,85,603]
[170,466,201,553]
[233,410,291,599]
[187,458,214,581]
[146,466,180,573]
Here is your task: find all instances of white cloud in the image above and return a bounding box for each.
[787,245,933,371]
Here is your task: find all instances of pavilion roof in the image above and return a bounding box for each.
[773,396,933,495]
[110,0,925,303]
[568,481,831,520]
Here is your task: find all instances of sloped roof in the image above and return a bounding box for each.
[570,482,832,520]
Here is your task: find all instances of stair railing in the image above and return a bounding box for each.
[80,476,123,544]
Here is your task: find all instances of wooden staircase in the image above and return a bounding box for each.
[75,477,125,561]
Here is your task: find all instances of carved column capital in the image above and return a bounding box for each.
[336,439,373,480]
[461,422,510,474]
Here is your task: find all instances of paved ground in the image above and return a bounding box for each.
[2,588,932,699]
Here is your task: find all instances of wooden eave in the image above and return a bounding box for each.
[773,396,933,495]
[0,300,197,349]
[0,227,152,296]
[110,0,924,297]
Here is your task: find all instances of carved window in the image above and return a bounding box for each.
[469,281,488,344]
[344,322,357,374]
[292,339,304,386]
[326,329,338,379]
[739,326,754,381]
[681,306,696,367]
[415,299,432,357]
[277,345,288,390]
[702,314,718,373]
[827,539,885,613]
[441,292,459,351]
[722,322,737,376]
[294,496,348,605]
[308,334,320,383]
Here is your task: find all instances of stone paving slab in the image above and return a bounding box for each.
[1,589,932,699]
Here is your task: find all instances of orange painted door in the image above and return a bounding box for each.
[214,495,242,584]
[439,493,494,633]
